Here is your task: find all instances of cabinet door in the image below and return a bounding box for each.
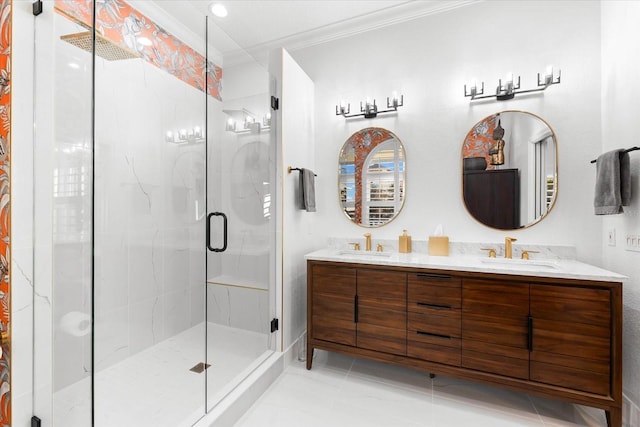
[530,285,611,395]
[407,273,462,366]
[356,269,407,355]
[462,279,529,379]
[311,264,356,346]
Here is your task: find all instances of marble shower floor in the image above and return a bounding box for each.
[54,322,271,427]
[234,350,608,427]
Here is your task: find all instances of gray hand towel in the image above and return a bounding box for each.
[299,168,316,212]
[594,149,631,215]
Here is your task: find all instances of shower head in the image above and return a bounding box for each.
[60,31,139,61]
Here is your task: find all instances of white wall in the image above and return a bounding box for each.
[290,0,640,416]
[291,0,602,264]
[601,0,640,415]
[271,49,316,350]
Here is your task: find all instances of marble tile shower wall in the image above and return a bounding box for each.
[54,54,212,387]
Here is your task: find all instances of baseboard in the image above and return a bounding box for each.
[285,331,307,368]
[624,394,640,427]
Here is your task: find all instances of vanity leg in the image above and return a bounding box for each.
[306,345,313,370]
[605,407,622,427]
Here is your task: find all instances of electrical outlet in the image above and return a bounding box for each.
[608,229,616,246]
[625,234,640,252]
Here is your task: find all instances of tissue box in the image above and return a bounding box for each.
[428,236,449,256]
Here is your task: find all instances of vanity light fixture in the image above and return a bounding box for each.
[464,67,561,101]
[336,92,404,119]
[262,112,272,128]
[165,126,204,144]
[223,108,270,134]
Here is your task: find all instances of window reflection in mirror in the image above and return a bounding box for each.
[462,111,558,230]
[339,127,406,227]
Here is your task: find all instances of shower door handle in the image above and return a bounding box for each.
[206,212,228,252]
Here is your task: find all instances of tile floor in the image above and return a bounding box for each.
[234,350,608,427]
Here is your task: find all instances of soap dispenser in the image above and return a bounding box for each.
[399,230,412,253]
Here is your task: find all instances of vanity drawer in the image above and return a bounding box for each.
[407,330,461,366]
[408,273,461,310]
[408,310,461,338]
[408,305,461,365]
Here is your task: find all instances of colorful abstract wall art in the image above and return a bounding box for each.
[55,0,223,100]
[0,0,11,425]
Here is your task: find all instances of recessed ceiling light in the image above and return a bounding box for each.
[210,3,228,18]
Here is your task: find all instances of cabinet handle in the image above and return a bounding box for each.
[354,295,359,323]
[416,331,451,340]
[528,316,533,351]
[417,302,451,310]
[415,273,451,280]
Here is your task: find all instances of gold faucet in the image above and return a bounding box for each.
[364,233,372,251]
[481,248,497,258]
[504,237,517,259]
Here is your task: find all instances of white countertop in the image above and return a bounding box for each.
[305,249,627,283]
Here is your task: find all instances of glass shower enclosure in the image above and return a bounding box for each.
[33,1,276,425]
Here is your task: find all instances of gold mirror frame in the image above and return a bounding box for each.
[461,110,558,230]
[338,127,406,228]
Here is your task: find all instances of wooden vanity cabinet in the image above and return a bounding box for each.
[462,280,613,396]
[407,273,462,366]
[308,263,407,357]
[309,264,356,346]
[461,278,530,379]
[529,284,612,396]
[307,260,623,427]
[356,269,407,355]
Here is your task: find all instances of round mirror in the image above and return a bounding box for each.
[339,127,406,227]
[462,111,558,230]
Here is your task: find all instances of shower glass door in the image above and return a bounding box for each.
[33,2,95,426]
[91,1,208,425]
[39,1,209,425]
[204,14,277,411]
[36,1,276,425]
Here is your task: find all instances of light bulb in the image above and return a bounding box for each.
[210,3,228,17]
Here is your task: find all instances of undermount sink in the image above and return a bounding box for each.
[480,257,559,270]
[337,250,392,258]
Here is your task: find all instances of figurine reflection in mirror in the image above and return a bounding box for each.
[489,119,505,166]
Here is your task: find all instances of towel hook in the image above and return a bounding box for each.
[288,166,317,176]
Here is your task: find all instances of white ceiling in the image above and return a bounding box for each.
[153,0,478,65]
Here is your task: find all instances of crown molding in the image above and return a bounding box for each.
[223,0,481,67]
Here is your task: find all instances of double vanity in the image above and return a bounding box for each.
[305,245,625,427]
[323,111,623,426]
